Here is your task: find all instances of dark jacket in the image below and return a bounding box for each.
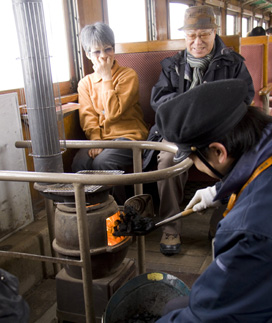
[143,35,255,170]
[0,269,29,322]
[156,124,272,323]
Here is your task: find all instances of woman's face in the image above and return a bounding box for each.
[87,44,115,68]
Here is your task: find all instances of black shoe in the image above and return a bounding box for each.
[160,233,181,256]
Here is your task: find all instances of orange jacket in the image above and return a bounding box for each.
[78,60,148,141]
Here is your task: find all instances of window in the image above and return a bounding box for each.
[43,1,71,83]
[169,3,188,39]
[242,17,249,37]
[0,1,23,91]
[107,0,147,43]
[226,14,235,35]
[0,0,76,100]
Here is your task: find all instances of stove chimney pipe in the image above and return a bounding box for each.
[12,0,64,173]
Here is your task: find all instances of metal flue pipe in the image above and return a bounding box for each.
[12,0,64,173]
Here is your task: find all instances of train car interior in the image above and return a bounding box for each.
[1,0,272,322]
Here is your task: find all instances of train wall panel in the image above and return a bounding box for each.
[0,93,33,241]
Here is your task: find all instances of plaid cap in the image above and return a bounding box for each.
[179,5,218,31]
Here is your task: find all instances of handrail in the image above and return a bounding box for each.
[13,140,193,185]
[0,139,192,323]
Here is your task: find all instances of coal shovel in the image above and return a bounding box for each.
[113,207,194,236]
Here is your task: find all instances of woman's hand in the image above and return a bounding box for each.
[92,56,113,81]
[88,148,103,159]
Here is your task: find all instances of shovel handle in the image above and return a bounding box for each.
[155,208,194,228]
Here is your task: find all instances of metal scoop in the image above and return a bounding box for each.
[113,194,194,236]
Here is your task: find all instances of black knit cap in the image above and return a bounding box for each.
[156,79,249,162]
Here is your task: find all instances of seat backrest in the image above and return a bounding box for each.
[115,37,240,128]
[115,50,178,128]
[240,43,264,108]
[268,37,272,84]
[115,40,186,128]
[241,36,269,109]
[221,35,240,53]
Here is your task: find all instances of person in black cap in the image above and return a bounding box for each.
[155,79,272,322]
[143,5,254,256]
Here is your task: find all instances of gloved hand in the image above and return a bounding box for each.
[185,185,221,212]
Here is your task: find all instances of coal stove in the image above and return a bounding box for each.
[36,171,137,322]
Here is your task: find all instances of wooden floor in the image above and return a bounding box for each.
[126,181,215,289]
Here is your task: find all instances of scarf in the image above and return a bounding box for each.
[185,46,215,90]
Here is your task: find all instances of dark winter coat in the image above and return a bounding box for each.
[156,123,272,323]
[0,269,29,322]
[143,35,255,170]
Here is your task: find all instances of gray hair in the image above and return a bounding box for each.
[80,22,115,53]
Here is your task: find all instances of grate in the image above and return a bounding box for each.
[36,170,124,195]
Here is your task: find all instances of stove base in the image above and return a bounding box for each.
[56,258,136,323]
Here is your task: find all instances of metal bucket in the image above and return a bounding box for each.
[102,272,190,323]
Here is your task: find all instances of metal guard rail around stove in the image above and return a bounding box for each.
[0,139,192,323]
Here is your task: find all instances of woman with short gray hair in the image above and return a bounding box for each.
[80,23,115,54]
[72,22,148,205]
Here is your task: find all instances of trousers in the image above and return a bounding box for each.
[157,140,188,235]
[71,138,133,205]
[71,138,133,172]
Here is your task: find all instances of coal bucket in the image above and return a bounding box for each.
[102,272,190,323]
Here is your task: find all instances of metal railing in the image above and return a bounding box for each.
[0,140,192,323]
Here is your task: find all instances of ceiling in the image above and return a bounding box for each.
[242,0,272,13]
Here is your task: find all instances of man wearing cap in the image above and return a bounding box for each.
[143,5,254,256]
[155,79,272,322]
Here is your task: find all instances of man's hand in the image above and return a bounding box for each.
[88,148,103,159]
[185,185,221,212]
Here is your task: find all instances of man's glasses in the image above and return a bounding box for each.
[185,30,214,41]
[88,46,114,58]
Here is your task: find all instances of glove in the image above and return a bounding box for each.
[185,185,221,212]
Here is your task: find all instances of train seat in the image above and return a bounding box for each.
[241,43,265,108]
[268,41,272,84]
[241,36,272,114]
[267,39,272,115]
[115,50,178,130]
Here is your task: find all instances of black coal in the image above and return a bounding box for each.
[113,205,155,236]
